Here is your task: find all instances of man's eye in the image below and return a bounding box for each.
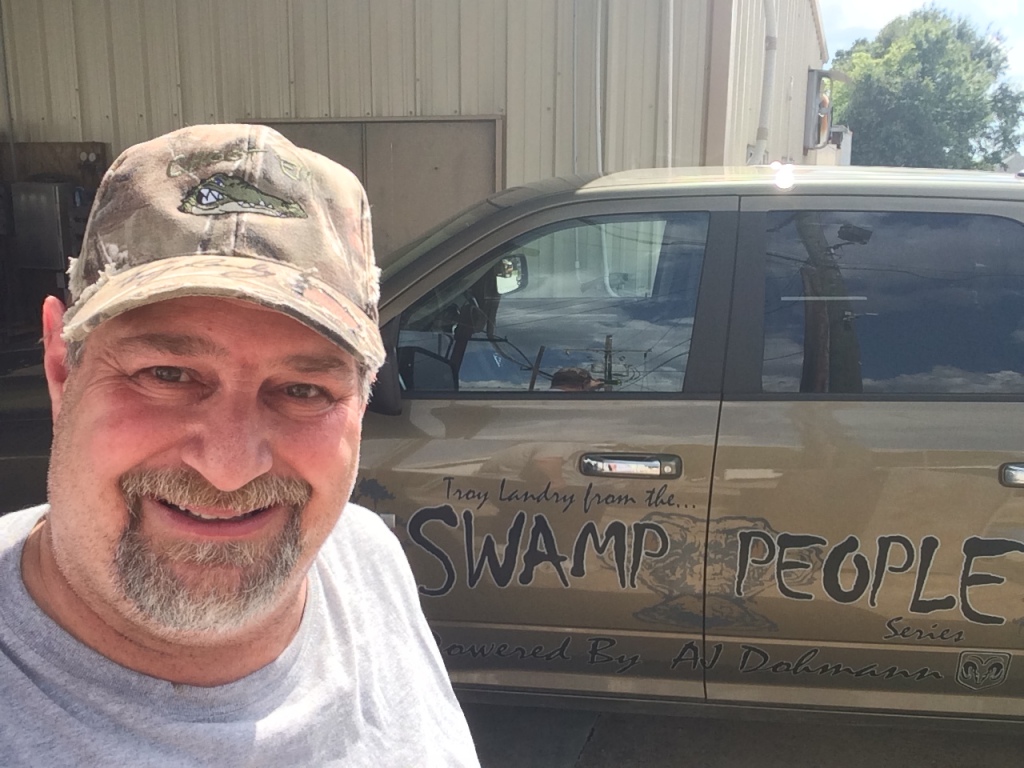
[284,383,326,400]
[151,366,191,383]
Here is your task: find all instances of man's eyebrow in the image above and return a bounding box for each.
[283,353,354,374]
[114,333,226,357]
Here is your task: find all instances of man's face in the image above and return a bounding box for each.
[44,296,367,642]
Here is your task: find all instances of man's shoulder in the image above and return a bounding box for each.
[317,503,415,595]
[0,506,48,550]
[325,502,402,558]
[335,502,395,544]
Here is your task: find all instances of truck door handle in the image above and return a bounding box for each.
[1000,463,1024,487]
[579,453,682,479]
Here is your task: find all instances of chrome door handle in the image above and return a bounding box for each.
[1000,463,1024,487]
[579,453,682,479]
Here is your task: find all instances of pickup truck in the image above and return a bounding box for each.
[357,165,1024,725]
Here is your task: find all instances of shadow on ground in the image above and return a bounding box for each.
[464,704,1024,768]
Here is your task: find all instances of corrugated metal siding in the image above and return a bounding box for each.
[5,0,79,142]
[290,1,331,118]
[176,1,221,126]
[0,0,819,183]
[73,0,113,143]
[458,0,506,117]
[327,0,373,117]
[774,0,827,162]
[673,0,710,166]
[725,0,826,164]
[415,0,460,115]
[370,0,416,116]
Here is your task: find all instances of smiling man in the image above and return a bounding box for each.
[0,124,479,766]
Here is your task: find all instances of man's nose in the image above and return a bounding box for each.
[179,394,274,493]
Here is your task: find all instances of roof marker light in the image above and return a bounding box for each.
[772,162,796,190]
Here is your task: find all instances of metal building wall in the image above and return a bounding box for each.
[724,0,827,164]
[0,1,824,184]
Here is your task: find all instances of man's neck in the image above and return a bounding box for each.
[20,518,308,687]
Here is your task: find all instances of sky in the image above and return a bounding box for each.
[819,0,1024,84]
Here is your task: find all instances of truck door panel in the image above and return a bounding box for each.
[359,199,738,701]
[708,197,1024,718]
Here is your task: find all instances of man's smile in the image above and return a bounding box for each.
[158,499,271,523]
[143,495,291,541]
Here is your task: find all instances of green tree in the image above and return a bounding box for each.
[831,6,1024,168]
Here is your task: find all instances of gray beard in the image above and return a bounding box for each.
[114,468,310,634]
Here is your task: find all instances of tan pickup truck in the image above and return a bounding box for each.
[357,165,1024,726]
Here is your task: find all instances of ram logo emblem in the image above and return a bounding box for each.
[956,651,1011,691]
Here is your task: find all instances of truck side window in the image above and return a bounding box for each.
[398,212,710,394]
[762,211,1024,394]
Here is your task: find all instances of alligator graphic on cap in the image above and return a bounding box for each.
[179,173,307,218]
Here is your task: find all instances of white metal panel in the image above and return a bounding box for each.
[40,0,80,140]
[415,0,460,115]
[551,0,576,177]
[213,0,255,124]
[140,1,183,138]
[776,0,827,162]
[71,0,115,147]
[108,2,153,151]
[672,0,707,165]
[176,0,221,126]
[4,0,52,141]
[327,0,373,117]
[458,0,506,117]
[725,0,826,165]
[505,0,562,185]
[727,0,760,164]
[503,0,526,183]
[570,0,600,175]
[247,0,292,119]
[531,0,559,182]
[603,0,707,173]
[370,0,416,116]
[605,0,657,172]
[776,0,826,162]
[290,0,331,119]
[207,0,291,123]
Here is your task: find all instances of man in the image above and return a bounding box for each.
[0,124,480,766]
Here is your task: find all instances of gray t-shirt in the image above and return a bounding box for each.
[0,504,480,767]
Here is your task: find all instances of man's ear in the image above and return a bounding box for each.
[41,295,70,420]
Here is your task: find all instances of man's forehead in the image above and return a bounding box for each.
[109,331,356,375]
[95,297,359,369]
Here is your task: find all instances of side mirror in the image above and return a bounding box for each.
[494,254,527,295]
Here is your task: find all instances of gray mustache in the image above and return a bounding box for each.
[119,467,312,515]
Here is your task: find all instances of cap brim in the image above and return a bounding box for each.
[61,254,385,371]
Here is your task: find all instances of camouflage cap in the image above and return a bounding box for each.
[62,123,385,372]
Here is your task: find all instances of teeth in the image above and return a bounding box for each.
[198,188,223,205]
[164,500,263,522]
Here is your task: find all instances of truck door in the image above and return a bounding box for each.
[708,195,1024,719]
[359,196,737,701]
